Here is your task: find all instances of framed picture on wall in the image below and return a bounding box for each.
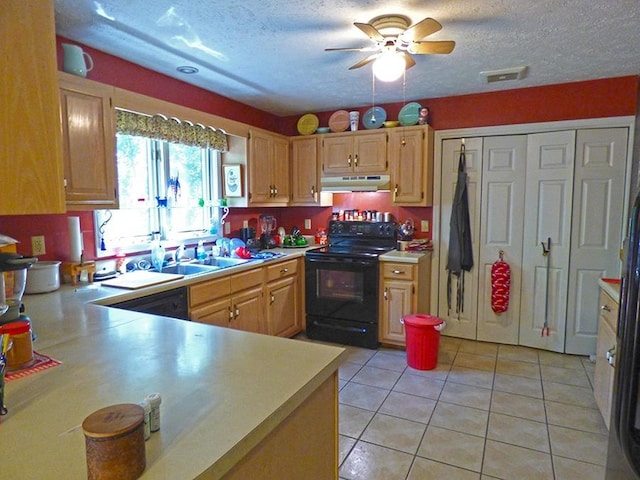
[223,165,242,197]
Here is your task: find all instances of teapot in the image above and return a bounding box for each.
[62,43,94,77]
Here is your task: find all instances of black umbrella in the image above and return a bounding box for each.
[446,143,474,314]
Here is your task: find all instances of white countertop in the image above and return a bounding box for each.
[598,277,621,303]
[1,248,344,479]
[380,250,432,263]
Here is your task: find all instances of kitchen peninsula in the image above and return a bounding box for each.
[0,267,345,479]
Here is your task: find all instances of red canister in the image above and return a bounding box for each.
[1,320,33,371]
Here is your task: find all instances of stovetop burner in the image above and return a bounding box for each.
[305,221,397,260]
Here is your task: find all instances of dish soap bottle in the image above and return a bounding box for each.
[150,233,165,272]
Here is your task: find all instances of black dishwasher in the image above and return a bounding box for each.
[111,287,189,320]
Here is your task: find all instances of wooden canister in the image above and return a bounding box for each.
[82,403,146,480]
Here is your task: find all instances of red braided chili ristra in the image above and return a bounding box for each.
[491,259,510,313]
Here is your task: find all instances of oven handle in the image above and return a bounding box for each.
[312,320,367,334]
[305,256,375,267]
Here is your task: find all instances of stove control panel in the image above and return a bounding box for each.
[328,221,396,238]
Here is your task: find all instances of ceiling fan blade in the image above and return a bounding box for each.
[325,46,371,52]
[400,17,442,42]
[401,52,416,69]
[354,22,385,42]
[348,53,380,70]
[408,40,456,55]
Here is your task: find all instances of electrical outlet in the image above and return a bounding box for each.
[421,220,430,233]
[242,220,249,228]
[304,219,311,230]
[31,235,46,256]
[224,222,231,234]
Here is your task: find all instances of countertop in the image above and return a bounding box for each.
[380,250,432,264]
[598,277,621,304]
[1,247,345,479]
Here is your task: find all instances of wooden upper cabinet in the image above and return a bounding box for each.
[389,125,434,206]
[290,136,320,205]
[0,0,65,214]
[248,129,290,205]
[59,72,118,209]
[321,130,387,176]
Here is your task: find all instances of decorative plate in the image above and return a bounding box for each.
[398,102,422,126]
[328,110,350,132]
[297,113,319,135]
[362,106,387,129]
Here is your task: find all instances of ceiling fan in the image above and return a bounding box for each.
[326,15,455,79]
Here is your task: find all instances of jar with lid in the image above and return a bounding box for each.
[1,320,33,370]
[315,228,328,245]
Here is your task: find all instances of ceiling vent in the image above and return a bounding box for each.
[480,66,528,83]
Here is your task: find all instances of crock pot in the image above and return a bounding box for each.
[25,260,61,294]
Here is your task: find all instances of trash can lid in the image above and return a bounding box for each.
[403,314,443,327]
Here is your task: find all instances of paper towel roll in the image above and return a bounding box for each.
[68,217,83,262]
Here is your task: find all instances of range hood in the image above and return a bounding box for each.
[321,174,390,192]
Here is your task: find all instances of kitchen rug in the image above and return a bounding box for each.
[5,351,61,382]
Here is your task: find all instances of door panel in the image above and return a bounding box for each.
[438,137,483,339]
[520,130,575,352]
[477,135,527,344]
[565,127,628,354]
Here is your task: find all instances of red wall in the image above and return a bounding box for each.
[1,39,637,260]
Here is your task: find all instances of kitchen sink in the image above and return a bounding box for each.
[158,263,220,276]
[200,257,251,268]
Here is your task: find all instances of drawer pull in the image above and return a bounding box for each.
[392,269,405,275]
[600,305,611,312]
[280,268,289,274]
[606,346,616,367]
[384,287,388,300]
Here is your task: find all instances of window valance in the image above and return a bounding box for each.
[116,109,228,152]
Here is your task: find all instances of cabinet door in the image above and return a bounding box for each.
[389,129,424,205]
[231,285,265,334]
[354,132,387,174]
[272,136,290,203]
[0,0,65,214]
[191,297,232,327]
[248,130,273,204]
[59,75,118,208]
[380,279,414,346]
[267,275,300,337]
[322,135,353,175]
[291,137,319,205]
[593,309,616,429]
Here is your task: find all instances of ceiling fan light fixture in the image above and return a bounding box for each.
[372,51,405,82]
[176,65,199,74]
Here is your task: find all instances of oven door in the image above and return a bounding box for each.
[305,255,379,348]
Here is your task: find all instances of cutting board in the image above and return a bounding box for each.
[101,270,184,289]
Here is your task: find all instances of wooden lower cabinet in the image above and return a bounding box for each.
[190,268,266,334]
[379,254,431,347]
[190,257,303,338]
[594,288,618,429]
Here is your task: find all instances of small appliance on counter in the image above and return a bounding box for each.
[0,253,36,324]
[259,215,277,249]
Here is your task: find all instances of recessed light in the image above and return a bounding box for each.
[176,66,199,74]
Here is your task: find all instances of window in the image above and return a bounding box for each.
[94,133,222,257]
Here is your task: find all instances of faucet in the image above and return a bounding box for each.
[173,244,185,263]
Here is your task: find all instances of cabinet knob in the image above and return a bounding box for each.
[280,268,289,274]
[384,287,388,300]
[600,305,611,312]
[270,293,275,305]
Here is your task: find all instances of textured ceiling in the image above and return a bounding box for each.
[54,0,640,117]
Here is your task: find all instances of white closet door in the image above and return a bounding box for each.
[565,127,628,354]
[438,138,483,339]
[477,135,527,344]
[519,130,576,352]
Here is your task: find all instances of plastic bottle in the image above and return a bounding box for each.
[138,399,151,440]
[150,234,165,272]
[146,393,161,432]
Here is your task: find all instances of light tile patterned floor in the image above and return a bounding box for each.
[304,335,608,480]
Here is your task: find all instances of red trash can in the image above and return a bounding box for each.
[402,314,445,370]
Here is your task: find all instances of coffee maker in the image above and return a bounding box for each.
[259,215,277,249]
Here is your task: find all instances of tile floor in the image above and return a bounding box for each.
[305,335,609,480]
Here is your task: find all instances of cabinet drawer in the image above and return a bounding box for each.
[382,263,417,280]
[266,259,298,282]
[190,277,231,307]
[231,268,265,294]
[599,290,618,333]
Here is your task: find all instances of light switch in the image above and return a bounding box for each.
[421,220,429,232]
[243,220,249,228]
[224,222,231,234]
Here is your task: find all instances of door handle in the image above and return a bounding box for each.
[354,154,358,167]
[384,287,388,300]
[347,155,352,167]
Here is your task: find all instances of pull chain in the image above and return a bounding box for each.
[401,68,407,146]
[371,69,376,123]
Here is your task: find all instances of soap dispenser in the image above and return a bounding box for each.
[150,233,165,272]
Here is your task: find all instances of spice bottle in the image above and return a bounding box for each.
[138,399,151,440]
[145,393,161,432]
